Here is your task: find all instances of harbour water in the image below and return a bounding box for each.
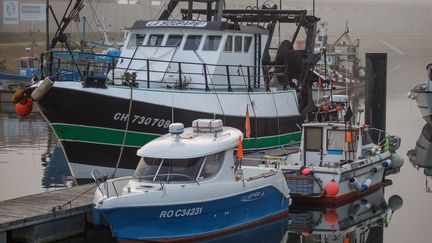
[1,35,432,242]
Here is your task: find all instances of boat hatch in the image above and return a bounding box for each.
[133,151,224,183]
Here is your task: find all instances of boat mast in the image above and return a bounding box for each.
[159,0,224,21]
[46,0,49,51]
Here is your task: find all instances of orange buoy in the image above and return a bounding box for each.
[16,98,32,117]
[325,180,340,197]
[301,168,313,175]
[322,105,329,111]
[324,210,339,226]
[335,105,344,111]
[346,131,353,143]
[344,236,351,243]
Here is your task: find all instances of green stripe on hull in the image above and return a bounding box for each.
[52,124,301,150]
[52,124,159,147]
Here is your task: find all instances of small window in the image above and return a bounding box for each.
[184,35,202,51]
[19,61,28,69]
[203,36,222,51]
[244,36,252,52]
[27,60,35,68]
[147,34,164,46]
[305,127,322,151]
[166,35,183,46]
[127,34,145,49]
[234,36,242,52]
[199,152,224,180]
[327,129,356,152]
[224,35,233,52]
[327,130,345,151]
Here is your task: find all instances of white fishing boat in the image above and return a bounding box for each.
[23,0,323,183]
[407,123,432,192]
[409,63,432,125]
[260,109,403,207]
[92,119,290,241]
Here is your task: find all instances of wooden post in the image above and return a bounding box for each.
[365,53,387,143]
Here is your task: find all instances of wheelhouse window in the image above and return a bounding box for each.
[28,60,36,68]
[203,35,222,51]
[19,61,28,69]
[133,152,224,183]
[234,36,242,52]
[134,156,204,183]
[327,129,356,152]
[184,35,202,51]
[147,34,164,46]
[198,152,224,180]
[244,36,252,53]
[224,35,233,52]
[166,35,183,46]
[127,33,145,49]
[304,127,322,151]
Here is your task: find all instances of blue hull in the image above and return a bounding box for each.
[97,186,290,241]
[0,73,29,82]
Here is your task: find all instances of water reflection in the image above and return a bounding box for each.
[407,123,432,192]
[288,186,402,243]
[195,183,401,243]
[41,144,73,188]
[0,112,73,199]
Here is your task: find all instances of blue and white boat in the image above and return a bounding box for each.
[92,119,291,241]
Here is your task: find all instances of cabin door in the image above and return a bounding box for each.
[303,127,323,166]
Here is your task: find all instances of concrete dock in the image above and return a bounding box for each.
[0,184,96,243]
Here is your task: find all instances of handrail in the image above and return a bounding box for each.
[100,173,201,198]
[40,50,297,93]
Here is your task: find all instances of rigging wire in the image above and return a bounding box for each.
[86,0,105,43]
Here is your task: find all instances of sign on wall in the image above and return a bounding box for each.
[20,4,46,21]
[3,1,19,25]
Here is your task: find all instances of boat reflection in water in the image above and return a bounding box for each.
[41,144,74,188]
[198,217,289,243]
[287,186,402,243]
[197,183,401,242]
[407,123,432,192]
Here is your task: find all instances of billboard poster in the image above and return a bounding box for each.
[3,1,19,25]
[20,4,46,21]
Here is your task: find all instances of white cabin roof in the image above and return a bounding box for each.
[136,126,243,159]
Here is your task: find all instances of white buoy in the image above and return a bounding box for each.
[349,177,362,191]
[361,179,372,190]
[31,77,54,101]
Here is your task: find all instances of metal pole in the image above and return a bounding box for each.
[46,0,50,51]
[313,0,315,16]
[278,0,281,46]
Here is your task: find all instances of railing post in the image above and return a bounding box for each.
[146,59,150,88]
[247,66,252,92]
[178,62,183,90]
[226,65,232,92]
[203,64,210,91]
[111,56,115,83]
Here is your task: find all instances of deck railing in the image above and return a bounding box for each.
[40,51,297,92]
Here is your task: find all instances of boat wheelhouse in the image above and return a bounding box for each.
[92,119,290,241]
[262,119,403,207]
[409,63,432,125]
[27,0,322,182]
